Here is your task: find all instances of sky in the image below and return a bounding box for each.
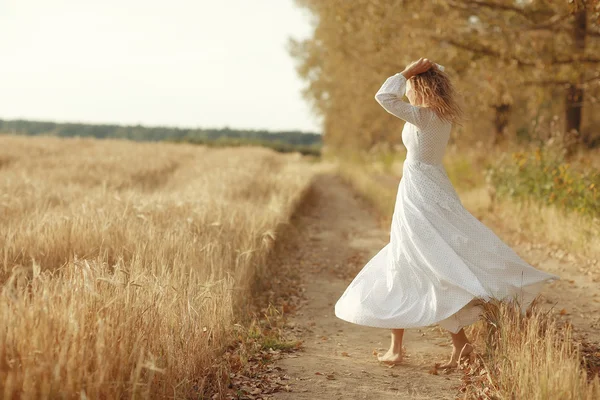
[0,0,321,133]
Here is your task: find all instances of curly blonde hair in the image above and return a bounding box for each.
[409,65,463,126]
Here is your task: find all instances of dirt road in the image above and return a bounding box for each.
[268,171,599,400]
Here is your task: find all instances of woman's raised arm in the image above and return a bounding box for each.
[374,72,431,130]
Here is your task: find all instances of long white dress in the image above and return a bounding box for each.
[334,72,559,334]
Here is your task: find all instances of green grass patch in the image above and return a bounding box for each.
[486,147,600,217]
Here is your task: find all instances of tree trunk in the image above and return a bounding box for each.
[564,6,587,153]
[565,83,583,139]
[493,103,511,145]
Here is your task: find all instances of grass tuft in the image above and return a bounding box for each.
[462,300,600,399]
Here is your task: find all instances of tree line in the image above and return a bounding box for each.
[0,119,322,155]
[288,0,600,155]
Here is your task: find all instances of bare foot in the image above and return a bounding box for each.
[377,329,404,365]
[377,347,403,365]
[437,343,473,369]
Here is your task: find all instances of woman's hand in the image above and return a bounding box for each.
[401,57,433,79]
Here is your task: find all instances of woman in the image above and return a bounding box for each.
[334,57,559,368]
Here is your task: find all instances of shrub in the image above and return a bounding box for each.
[486,147,600,217]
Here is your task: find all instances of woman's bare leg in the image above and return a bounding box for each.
[439,328,473,368]
[377,328,404,364]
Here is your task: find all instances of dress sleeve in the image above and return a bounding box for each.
[374,72,432,130]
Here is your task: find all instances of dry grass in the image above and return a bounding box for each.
[460,188,600,262]
[462,301,600,399]
[0,135,316,398]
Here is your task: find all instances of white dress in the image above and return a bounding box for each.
[334,72,559,334]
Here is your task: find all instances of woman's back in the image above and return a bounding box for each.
[401,108,451,165]
[374,71,452,165]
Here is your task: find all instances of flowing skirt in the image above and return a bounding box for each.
[334,159,559,333]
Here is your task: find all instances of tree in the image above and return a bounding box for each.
[430,0,600,149]
[289,0,600,152]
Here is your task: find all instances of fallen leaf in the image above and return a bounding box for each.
[429,364,439,375]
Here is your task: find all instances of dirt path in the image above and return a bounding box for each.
[271,172,461,400]
[268,171,600,400]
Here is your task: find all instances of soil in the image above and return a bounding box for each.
[266,171,600,400]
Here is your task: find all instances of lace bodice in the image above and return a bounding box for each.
[375,73,452,165]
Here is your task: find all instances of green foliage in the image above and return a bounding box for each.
[171,136,321,156]
[0,118,322,156]
[486,147,600,217]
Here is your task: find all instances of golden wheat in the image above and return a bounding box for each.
[0,135,315,398]
[464,301,600,399]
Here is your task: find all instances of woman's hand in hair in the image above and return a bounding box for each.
[401,58,433,79]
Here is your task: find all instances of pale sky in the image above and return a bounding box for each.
[0,0,321,133]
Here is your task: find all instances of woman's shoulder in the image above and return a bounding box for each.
[422,108,452,132]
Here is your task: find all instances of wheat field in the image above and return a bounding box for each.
[0,135,315,398]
